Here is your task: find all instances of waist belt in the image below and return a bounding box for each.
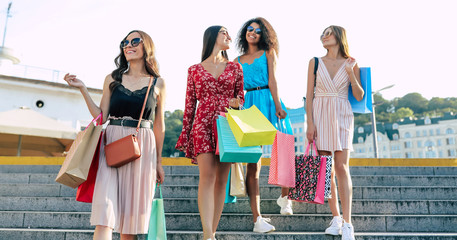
[109,119,153,129]
[246,86,269,92]
[315,92,348,99]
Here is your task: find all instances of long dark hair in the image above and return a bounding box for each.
[323,25,350,58]
[110,30,161,91]
[201,25,229,62]
[236,17,279,55]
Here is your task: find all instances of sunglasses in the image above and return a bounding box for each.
[120,38,143,48]
[247,25,262,35]
[320,29,333,40]
[219,29,230,36]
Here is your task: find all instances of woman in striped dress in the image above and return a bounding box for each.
[305,25,364,240]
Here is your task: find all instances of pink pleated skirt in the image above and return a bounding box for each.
[90,124,157,234]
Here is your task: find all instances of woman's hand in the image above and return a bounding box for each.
[276,108,287,119]
[64,73,86,89]
[156,162,165,184]
[229,97,241,109]
[306,123,317,143]
[345,57,357,73]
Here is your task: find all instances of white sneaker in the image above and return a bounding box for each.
[253,216,276,233]
[342,222,355,240]
[276,195,293,215]
[325,216,342,235]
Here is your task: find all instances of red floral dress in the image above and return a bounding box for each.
[176,62,244,164]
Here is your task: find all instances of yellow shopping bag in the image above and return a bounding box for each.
[226,105,277,147]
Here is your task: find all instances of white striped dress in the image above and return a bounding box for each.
[312,58,354,152]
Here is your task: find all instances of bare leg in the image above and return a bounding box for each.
[246,160,262,222]
[120,234,137,240]
[333,150,352,223]
[211,161,231,236]
[280,187,289,197]
[93,225,112,240]
[197,153,218,239]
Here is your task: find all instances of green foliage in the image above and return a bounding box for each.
[162,110,184,157]
[354,93,456,125]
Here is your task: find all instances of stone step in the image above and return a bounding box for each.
[2,184,456,200]
[1,211,456,232]
[1,197,456,215]
[2,173,457,187]
[2,229,457,240]
[2,165,457,176]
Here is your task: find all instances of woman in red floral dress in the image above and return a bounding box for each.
[176,25,244,240]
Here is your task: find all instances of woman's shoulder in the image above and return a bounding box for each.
[188,63,201,72]
[228,61,242,70]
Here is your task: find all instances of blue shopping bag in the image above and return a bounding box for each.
[224,168,236,203]
[216,116,262,163]
[349,67,373,113]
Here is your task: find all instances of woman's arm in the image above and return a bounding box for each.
[64,73,112,123]
[346,58,364,101]
[153,77,166,184]
[266,50,287,119]
[175,67,197,151]
[306,58,316,143]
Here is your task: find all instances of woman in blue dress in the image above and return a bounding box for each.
[234,17,294,233]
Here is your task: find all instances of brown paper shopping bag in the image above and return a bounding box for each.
[55,114,103,188]
[230,162,247,197]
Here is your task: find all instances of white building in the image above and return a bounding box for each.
[0,74,102,130]
[352,113,457,158]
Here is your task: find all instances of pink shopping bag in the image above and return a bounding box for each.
[268,129,295,188]
[288,142,327,204]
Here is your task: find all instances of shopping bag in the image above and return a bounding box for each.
[215,112,226,156]
[230,163,247,197]
[349,67,373,113]
[268,120,295,188]
[147,184,167,240]
[226,105,277,147]
[225,168,236,203]
[288,142,327,204]
[55,113,103,188]
[76,131,103,203]
[216,116,262,163]
[323,154,333,199]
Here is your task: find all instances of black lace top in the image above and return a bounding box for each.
[109,78,158,120]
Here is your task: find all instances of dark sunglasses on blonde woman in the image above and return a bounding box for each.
[120,38,143,48]
[247,25,262,35]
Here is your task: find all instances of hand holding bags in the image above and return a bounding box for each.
[226,105,277,147]
[288,142,331,204]
[230,163,247,197]
[105,77,153,167]
[349,67,373,113]
[268,120,295,188]
[216,115,262,163]
[55,113,103,188]
[147,184,167,240]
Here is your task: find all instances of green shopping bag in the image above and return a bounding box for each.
[147,184,167,240]
[226,105,277,147]
[217,116,262,163]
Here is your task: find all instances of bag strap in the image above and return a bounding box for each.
[313,57,319,87]
[305,142,319,157]
[156,184,163,199]
[135,76,155,136]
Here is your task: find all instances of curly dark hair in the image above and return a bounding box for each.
[236,17,279,55]
[110,30,161,91]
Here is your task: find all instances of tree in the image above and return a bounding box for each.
[162,110,184,157]
[389,107,414,122]
[396,93,428,114]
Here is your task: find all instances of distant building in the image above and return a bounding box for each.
[0,74,102,130]
[352,113,457,158]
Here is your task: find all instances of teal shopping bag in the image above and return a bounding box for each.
[224,168,236,203]
[216,116,262,163]
[147,184,167,240]
[349,67,373,113]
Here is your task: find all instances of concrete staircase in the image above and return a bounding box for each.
[1,164,457,239]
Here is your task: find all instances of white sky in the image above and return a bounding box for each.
[1,0,456,112]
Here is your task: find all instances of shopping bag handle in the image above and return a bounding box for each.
[155,184,163,199]
[305,142,319,157]
[83,112,103,131]
[277,119,285,133]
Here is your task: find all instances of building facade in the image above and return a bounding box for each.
[352,113,457,158]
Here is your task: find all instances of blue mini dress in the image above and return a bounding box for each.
[238,51,293,135]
